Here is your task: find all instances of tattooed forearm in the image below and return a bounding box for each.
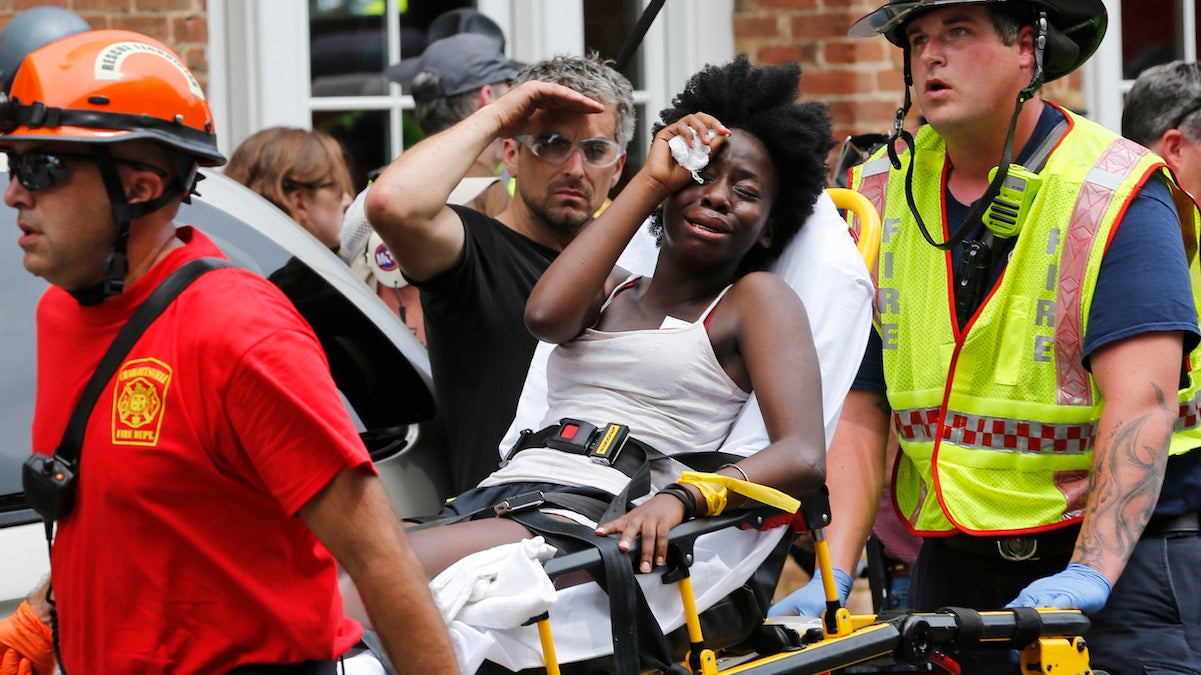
[1075,383,1173,573]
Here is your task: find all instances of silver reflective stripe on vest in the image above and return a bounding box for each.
[1055,138,1149,406]
[894,407,1096,454]
[894,407,941,443]
[861,157,893,178]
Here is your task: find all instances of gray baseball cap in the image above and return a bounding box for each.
[387,32,520,102]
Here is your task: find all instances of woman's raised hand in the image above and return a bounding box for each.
[643,112,732,196]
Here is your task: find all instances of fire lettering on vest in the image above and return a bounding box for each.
[881,323,900,350]
[1035,299,1056,326]
[882,217,901,244]
[1034,335,1054,362]
[1045,227,1060,255]
[878,285,901,350]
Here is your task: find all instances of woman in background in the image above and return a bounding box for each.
[225,127,355,250]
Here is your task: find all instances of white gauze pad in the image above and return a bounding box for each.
[668,126,716,184]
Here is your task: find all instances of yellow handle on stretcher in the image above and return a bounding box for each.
[826,187,882,273]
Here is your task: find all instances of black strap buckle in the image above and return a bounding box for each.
[587,422,630,465]
[546,418,598,453]
[493,490,545,516]
[545,418,630,466]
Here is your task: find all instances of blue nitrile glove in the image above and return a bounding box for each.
[1005,563,1112,616]
[768,567,853,618]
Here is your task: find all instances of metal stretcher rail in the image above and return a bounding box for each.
[531,501,1097,675]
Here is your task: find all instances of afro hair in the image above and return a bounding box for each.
[649,54,835,274]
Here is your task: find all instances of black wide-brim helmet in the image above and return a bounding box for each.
[849,0,1107,83]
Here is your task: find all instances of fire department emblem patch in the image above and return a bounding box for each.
[112,357,173,446]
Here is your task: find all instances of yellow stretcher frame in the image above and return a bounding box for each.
[533,507,1098,675]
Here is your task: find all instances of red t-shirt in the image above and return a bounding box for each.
[32,228,372,672]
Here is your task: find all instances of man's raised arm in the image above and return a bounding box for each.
[365,81,604,281]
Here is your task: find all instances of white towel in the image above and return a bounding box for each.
[428,536,559,629]
[668,126,715,183]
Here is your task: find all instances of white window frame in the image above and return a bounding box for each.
[1086,0,1198,133]
[208,0,734,168]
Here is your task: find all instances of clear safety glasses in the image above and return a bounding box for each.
[515,134,624,169]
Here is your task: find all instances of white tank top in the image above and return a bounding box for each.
[481,277,750,496]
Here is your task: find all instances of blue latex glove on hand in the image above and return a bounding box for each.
[767,567,853,618]
[1005,563,1112,616]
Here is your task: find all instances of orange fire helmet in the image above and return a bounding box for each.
[0,29,224,166]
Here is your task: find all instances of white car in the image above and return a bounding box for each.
[0,170,451,617]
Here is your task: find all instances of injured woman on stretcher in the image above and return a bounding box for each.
[346,55,871,674]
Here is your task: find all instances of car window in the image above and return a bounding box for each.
[0,218,44,523]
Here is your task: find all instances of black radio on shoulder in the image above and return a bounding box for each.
[22,452,77,522]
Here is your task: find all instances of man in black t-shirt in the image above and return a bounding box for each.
[366,55,635,493]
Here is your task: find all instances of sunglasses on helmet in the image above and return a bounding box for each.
[5,150,167,192]
[515,134,625,169]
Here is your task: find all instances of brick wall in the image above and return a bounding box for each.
[0,0,209,91]
[734,0,907,147]
[731,0,1087,173]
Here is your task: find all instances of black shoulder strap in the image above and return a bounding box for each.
[1026,117,1069,174]
[55,257,232,464]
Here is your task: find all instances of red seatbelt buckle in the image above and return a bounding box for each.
[547,418,598,454]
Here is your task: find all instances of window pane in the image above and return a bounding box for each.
[309,0,472,97]
[310,0,389,97]
[584,0,645,90]
[1121,0,1184,79]
[313,108,421,191]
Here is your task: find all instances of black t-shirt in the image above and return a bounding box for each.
[414,205,558,493]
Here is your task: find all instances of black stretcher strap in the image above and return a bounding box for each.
[1009,606,1044,649]
[507,510,687,675]
[939,606,985,649]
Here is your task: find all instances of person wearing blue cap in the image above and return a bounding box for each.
[770,1,1201,673]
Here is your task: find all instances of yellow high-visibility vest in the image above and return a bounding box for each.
[851,105,1201,535]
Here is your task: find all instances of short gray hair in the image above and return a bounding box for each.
[1123,61,1201,147]
[513,53,636,147]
